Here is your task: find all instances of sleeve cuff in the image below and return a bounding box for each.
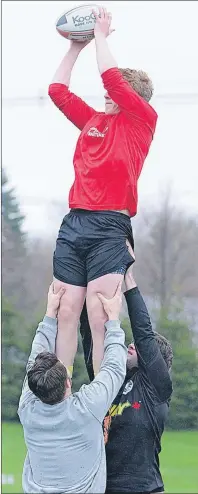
[48,82,68,90]
[105,320,121,330]
[101,67,118,75]
[48,83,69,98]
[43,316,57,328]
[101,67,119,81]
[124,287,140,298]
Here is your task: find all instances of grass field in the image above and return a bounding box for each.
[2,422,198,493]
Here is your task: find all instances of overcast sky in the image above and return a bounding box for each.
[2,1,198,235]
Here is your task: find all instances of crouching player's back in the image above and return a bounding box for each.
[18,282,127,494]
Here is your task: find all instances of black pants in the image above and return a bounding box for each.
[53,209,134,287]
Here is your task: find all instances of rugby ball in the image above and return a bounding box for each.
[56,4,100,42]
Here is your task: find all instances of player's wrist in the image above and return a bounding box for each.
[46,308,57,319]
[68,43,82,55]
[107,313,120,321]
[94,31,107,43]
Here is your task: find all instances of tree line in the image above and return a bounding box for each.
[2,168,198,428]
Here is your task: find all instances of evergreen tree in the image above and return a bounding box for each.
[2,168,28,311]
[2,168,25,237]
[2,297,28,420]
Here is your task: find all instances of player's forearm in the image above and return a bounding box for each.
[95,33,117,75]
[51,45,82,85]
[102,321,127,378]
[125,288,172,400]
[26,317,57,371]
[124,287,158,364]
[124,287,152,339]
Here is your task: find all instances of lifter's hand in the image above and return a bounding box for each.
[93,7,115,38]
[46,283,65,319]
[97,281,122,321]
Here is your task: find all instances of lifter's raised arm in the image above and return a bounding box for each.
[18,284,65,412]
[124,249,172,402]
[48,41,96,130]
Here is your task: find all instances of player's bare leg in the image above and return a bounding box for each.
[54,278,86,377]
[86,273,124,375]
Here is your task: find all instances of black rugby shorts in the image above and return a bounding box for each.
[53,209,134,287]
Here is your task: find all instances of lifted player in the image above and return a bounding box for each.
[49,7,158,377]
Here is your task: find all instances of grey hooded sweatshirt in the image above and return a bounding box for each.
[18,315,127,493]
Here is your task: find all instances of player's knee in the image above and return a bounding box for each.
[58,296,76,325]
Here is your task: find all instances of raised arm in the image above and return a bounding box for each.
[18,284,65,411]
[93,8,157,132]
[124,268,172,402]
[80,283,127,423]
[48,41,96,130]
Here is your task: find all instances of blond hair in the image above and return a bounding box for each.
[119,68,154,102]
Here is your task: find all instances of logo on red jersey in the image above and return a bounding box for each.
[87,126,108,138]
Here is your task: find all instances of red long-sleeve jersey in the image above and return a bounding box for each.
[48,68,158,217]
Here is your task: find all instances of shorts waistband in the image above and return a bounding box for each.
[70,209,131,223]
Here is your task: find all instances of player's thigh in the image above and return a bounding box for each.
[87,273,124,298]
[53,277,86,322]
[86,273,124,325]
[54,279,86,367]
[86,236,134,324]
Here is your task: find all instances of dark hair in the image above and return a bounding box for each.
[28,352,67,405]
[154,332,173,370]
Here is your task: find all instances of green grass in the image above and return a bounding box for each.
[2,423,26,493]
[160,431,198,493]
[2,423,198,493]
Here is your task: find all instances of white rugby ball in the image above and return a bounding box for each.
[56,4,100,42]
